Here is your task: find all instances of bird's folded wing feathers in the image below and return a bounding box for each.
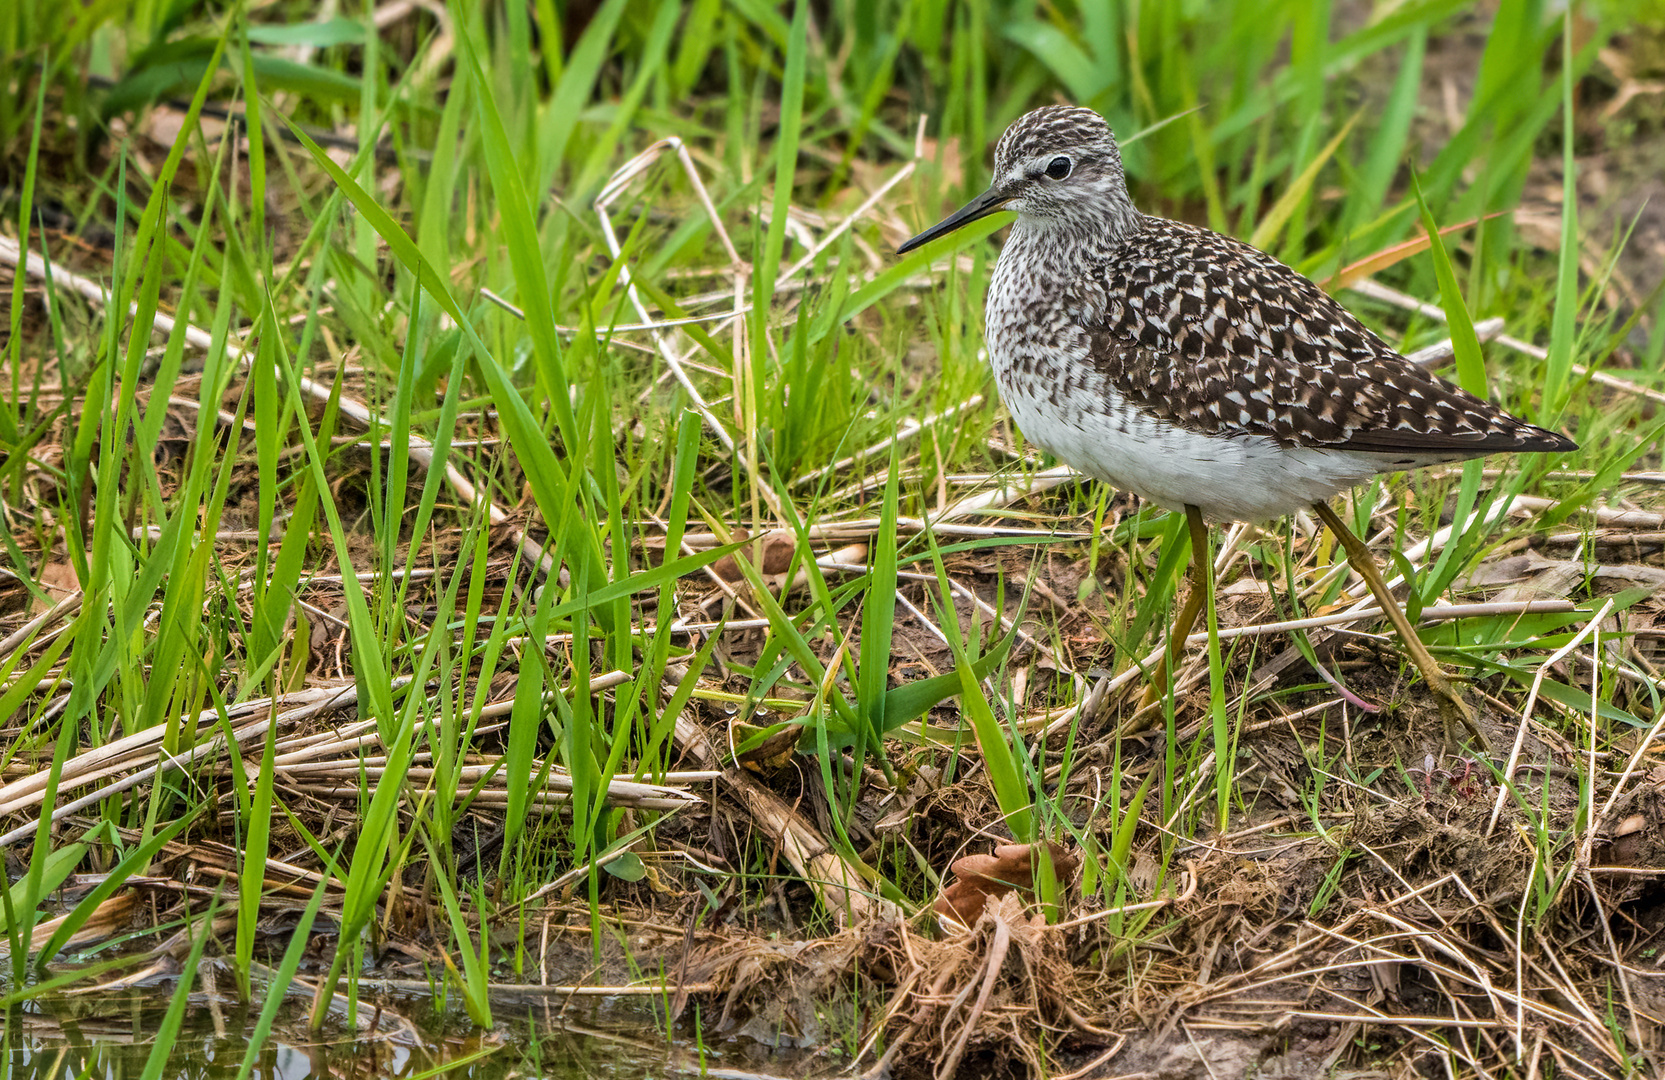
[1071,219,1573,457]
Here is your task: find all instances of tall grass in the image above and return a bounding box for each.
[0,0,1653,1072]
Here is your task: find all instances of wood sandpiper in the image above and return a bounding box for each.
[898,105,1577,744]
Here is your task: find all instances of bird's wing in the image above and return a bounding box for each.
[1073,218,1572,457]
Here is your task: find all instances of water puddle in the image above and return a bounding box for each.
[5,989,816,1079]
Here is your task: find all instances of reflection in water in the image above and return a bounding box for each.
[3,990,816,1079]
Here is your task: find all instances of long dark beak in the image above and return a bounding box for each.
[896,187,1013,254]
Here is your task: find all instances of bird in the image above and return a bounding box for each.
[897,104,1577,744]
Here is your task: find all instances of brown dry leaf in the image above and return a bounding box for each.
[32,562,80,613]
[1614,814,1648,838]
[933,841,1079,927]
[710,529,798,582]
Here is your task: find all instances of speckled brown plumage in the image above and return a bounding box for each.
[900,105,1577,524]
[1074,215,1555,455]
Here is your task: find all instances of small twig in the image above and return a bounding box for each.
[1189,598,1575,645]
[0,590,83,659]
[1486,597,1615,837]
[793,393,985,489]
[593,152,740,420]
[1405,316,1505,366]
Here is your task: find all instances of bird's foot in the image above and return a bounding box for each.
[1433,681,1487,755]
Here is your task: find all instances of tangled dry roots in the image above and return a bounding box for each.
[680,893,1110,1078]
[862,894,1108,1080]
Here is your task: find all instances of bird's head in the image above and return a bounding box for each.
[898,105,1137,254]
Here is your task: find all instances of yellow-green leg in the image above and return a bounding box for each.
[1311,500,1484,750]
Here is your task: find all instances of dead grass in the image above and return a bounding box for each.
[5,8,1665,1080]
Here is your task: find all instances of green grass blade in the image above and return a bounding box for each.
[456,21,578,445]
[1411,172,1486,396]
[0,57,47,443]
[924,531,1032,841]
[1542,8,1579,421]
[32,812,197,966]
[857,445,902,764]
[138,892,218,1080]
[235,872,337,1080]
[235,716,279,998]
[1248,111,1358,253]
[422,832,493,1027]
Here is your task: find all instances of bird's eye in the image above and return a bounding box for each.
[1044,156,1072,180]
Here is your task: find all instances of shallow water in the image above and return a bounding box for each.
[4,991,815,1079]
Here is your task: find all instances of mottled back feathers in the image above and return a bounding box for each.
[1076,217,1574,459]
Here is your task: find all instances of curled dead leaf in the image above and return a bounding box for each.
[933,841,1079,928]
